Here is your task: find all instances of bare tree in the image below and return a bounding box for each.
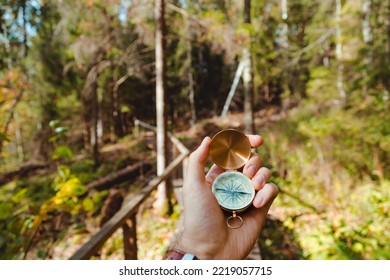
[280,0,289,50]
[335,0,346,101]
[362,0,373,96]
[155,0,171,213]
[243,0,255,134]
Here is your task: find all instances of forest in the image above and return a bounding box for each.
[0,0,389,260]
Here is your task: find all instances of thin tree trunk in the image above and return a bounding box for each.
[244,0,251,23]
[362,0,372,96]
[112,77,124,138]
[386,0,390,94]
[14,112,25,162]
[221,59,246,118]
[185,13,197,125]
[155,0,171,213]
[91,78,99,166]
[242,48,254,134]
[335,0,346,101]
[0,79,25,156]
[83,61,111,165]
[22,0,28,57]
[243,0,254,134]
[97,90,103,144]
[362,0,372,44]
[280,0,289,50]
[280,0,291,102]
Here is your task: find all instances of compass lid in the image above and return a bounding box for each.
[210,129,251,170]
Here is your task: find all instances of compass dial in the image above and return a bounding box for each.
[212,171,255,212]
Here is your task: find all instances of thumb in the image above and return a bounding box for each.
[186,137,211,184]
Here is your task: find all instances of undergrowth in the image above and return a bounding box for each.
[260,99,389,259]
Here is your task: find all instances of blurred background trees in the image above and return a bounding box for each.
[0,0,389,259]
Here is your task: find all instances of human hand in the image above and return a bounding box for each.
[173,135,279,260]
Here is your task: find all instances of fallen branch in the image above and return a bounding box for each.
[0,162,50,186]
[287,29,335,67]
[86,161,153,191]
[278,187,322,214]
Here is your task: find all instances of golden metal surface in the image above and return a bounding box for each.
[210,129,251,170]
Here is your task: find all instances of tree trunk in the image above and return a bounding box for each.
[362,0,372,96]
[244,0,251,23]
[0,84,25,156]
[185,7,197,125]
[90,78,99,166]
[335,0,346,101]
[243,0,255,134]
[112,80,124,139]
[280,0,289,50]
[13,111,25,162]
[386,0,390,94]
[242,48,254,134]
[83,61,111,166]
[22,0,28,58]
[362,0,372,44]
[221,60,246,118]
[155,0,171,213]
[280,0,291,102]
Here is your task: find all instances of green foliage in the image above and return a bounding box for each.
[290,180,390,260]
[262,97,389,259]
[49,165,87,213]
[0,201,13,220]
[0,132,10,142]
[70,159,97,183]
[52,145,74,160]
[1,0,389,260]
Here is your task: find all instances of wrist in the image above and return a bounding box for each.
[173,235,220,260]
[163,248,198,260]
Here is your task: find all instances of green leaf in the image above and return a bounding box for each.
[11,188,27,203]
[82,197,94,212]
[56,165,71,182]
[0,202,13,220]
[0,132,10,142]
[37,250,46,259]
[52,146,74,160]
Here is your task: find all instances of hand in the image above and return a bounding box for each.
[174,135,279,259]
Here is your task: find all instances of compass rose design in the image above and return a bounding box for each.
[212,172,254,211]
[216,180,252,206]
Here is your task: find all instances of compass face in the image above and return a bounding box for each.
[212,171,255,212]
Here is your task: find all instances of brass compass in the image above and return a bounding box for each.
[210,129,254,229]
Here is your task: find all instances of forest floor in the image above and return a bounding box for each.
[1,105,304,260]
[15,102,385,260]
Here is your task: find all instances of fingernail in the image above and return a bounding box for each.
[254,194,264,208]
[246,165,256,177]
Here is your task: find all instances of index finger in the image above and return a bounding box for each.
[247,135,263,148]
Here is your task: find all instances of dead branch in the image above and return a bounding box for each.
[86,161,153,191]
[0,162,50,186]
